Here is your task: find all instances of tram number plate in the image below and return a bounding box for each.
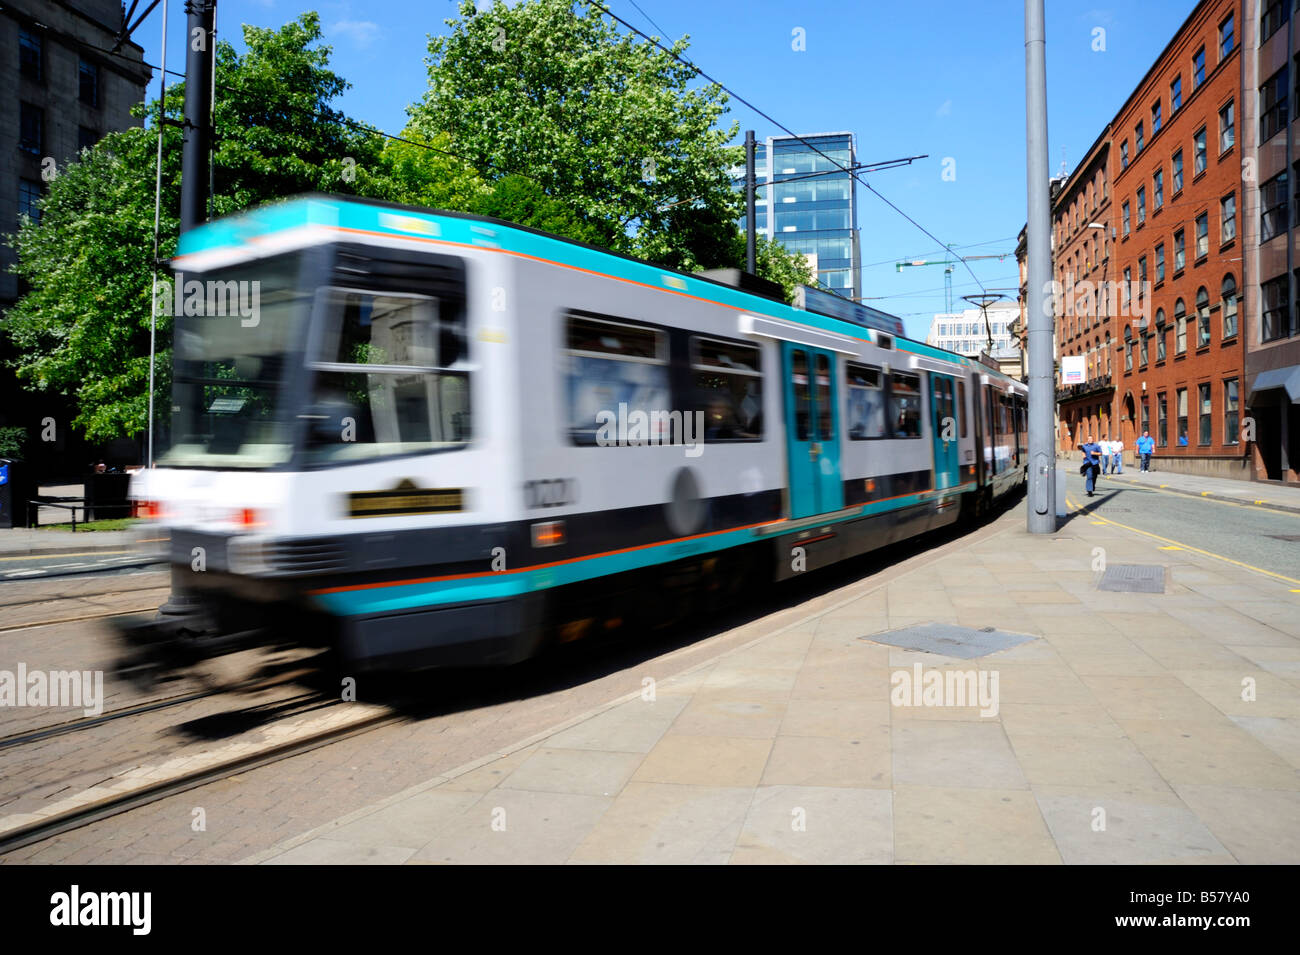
[349,487,464,517]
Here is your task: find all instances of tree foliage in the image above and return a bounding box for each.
[3,14,382,441]
[408,0,742,270]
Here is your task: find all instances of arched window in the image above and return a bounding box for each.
[1195,287,1211,347]
[1154,308,1167,361]
[1123,327,1133,372]
[1221,275,1238,338]
[1174,298,1187,354]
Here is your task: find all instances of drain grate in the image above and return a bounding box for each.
[861,623,1035,659]
[1097,564,1166,593]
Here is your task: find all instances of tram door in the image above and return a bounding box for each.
[782,344,843,518]
[930,373,960,491]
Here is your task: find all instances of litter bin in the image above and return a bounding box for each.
[0,459,35,528]
[83,472,132,521]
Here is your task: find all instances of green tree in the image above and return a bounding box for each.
[408,0,741,270]
[750,233,816,303]
[3,13,384,442]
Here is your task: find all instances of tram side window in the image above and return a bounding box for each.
[691,336,763,441]
[957,381,967,438]
[306,287,470,463]
[846,363,886,439]
[566,314,671,446]
[888,372,923,438]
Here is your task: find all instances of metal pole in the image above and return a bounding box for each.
[745,130,756,275]
[179,0,214,233]
[146,0,169,471]
[1024,0,1057,532]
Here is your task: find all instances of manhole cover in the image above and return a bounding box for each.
[1098,564,1166,593]
[860,623,1035,659]
[1268,534,1300,542]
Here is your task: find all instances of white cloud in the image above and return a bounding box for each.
[936,99,952,117]
[330,19,381,48]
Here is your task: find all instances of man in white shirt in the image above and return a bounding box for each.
[1099,437,1112,475]
[1111,436,1124,474]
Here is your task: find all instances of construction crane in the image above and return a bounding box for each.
[895,253,1014,313]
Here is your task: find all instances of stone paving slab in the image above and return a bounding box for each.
[247,505,1300,865]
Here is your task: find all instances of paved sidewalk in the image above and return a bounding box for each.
[1093,467,1300,514]
[0,527,162,557]
[246,503,1300,865]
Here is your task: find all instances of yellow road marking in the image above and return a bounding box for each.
[1158,545,1183,550]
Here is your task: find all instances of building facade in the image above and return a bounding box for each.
[0,0,151,312]
[757,132,862,302]
[1241,0,1300,483]
[924,302,1021,357]
[1050,131,1117,452]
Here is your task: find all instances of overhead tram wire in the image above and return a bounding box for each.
[581,0,989,297]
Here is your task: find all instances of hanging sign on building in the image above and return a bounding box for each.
[1061,355,1086,385]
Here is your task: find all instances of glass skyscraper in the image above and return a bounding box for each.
[748,132,862,302]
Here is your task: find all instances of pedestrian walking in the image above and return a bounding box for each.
[1080,435,1102,496]
[1111,436,1124,474]
[1099,438,1111,475]
[1136,431,1154,472]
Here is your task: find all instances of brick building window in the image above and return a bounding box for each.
[1155,243,1165,283]
[1152,100,1162,134]
[19,26,42,81]
[1137,186,1146,225]
[1261,66,1289,143]
[1171,75,1182,112]
[1198,383,1212,445]
[1122,201,1131,236]
[1177,388,1188,445]
[19,102,42,154]
[1261,171,1288,241]
[1155,309,1167,360]
[1135,121,1145,153]
[1138,255,1147,293]
[1224,379,1239,444]
[1193,128,1207,174]
[1262,0,1289,43]
[1172,150,1183,191]
[1196,287,1211,347]
[1219,101,1234,152]
[79,59,99,107]
[18,178,42,224]
[1193,47,1205,88]
[1124,328,1133,372]
[1139,328,1149,367]
[1220,13,1234,59]
[1153,169,1163,209]
[1195,213,1209,258]
[1174,298,1187,354]
[1221,193,1235,242]
[1221,275,1237,338]
[1121,140,1129,169]
[1157,393,1168,447]
[1123,267,1132,310]
[1261,274,1289,342]
[1174,230,1185,271]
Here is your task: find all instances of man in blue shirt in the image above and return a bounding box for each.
[1136,431,1155,472]
[1080,435,1103,496]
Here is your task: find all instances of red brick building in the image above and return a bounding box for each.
[1043,0,1248,477]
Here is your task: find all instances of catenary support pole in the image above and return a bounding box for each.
[1024,0,1057,532]
[179,0,215,233]
[745,130,756,275]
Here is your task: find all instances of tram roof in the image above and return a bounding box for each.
[174,193,1024,388]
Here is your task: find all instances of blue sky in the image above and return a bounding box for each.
[129,0,1200,340]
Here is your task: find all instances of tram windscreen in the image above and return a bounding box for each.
[163,254,309,468]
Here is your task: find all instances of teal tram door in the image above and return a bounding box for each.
[930,372,960,491]
[782,344,843,519]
